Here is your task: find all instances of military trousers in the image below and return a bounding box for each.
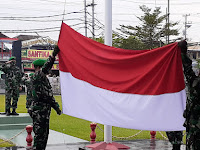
[26,98,32,109]
[5,87,19,110]
[166,131,183,145]
[186,130,200,150]
[32,106,51,150]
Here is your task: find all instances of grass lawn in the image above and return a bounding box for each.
[0,139,14,147]
[0,94,186,144]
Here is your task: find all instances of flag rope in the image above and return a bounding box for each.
[0,128,26,145]
[62,0,67,21]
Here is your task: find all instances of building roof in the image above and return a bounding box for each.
[188,45,200,51]
[0,32,9,38]
[14,35,40,41]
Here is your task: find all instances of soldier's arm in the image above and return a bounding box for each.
[42,56,55,75]
[0,65,2,71]
[21,76,27,85]
[178,40,197,86]
[181,53,197,86]
[42,46,60,75]
[50,97,61,115]
[0,63,10,73]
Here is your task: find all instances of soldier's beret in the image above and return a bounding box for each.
[9,56,16,61]
[33,59,46,67]
[29,73,34,77]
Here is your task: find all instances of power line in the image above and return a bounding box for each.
[0,23,85,33]
[0,18,85,22]
[2,0,83,5]
[0,11,84,19]
[119,0,200,5]
[0,27,61,32]
[1,30,60,33]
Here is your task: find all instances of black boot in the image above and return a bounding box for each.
[1,112,7,115]
[1,108,7,115]
[172,144,181,150]
[6,109,11,116]
[11,108,19,116]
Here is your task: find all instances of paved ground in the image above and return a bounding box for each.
[0,129,88,147]
[0,140,186,150]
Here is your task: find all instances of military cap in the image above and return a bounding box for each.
[33,59,46,67]
[29,73,34,77]
[9,56,16,61]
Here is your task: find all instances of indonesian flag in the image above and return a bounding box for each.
[58,22,186,131]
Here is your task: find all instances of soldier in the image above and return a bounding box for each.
[21,73,34,110]
[29,46,61,150]
[166,131,183,150]
[178,40,200,150]
[0,56,23,116]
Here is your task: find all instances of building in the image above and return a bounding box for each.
[0,32,18,62]
[0,33,59,77]
[20,36,59,76]
[188,43,200,60]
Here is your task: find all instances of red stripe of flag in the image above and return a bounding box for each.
[58,22,185,95]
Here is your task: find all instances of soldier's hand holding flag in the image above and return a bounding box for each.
[52,45,60,57]
[178,40,187,54]
[56,108,62,115]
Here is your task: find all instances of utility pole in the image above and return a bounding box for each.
[87,0,96,39]
[92,0,95,39]
[166,8,168,44]
[167,0,170,44]
[84,0,87,37]
[184,14,191,40]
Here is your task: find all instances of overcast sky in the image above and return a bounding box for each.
[1,0,200,43]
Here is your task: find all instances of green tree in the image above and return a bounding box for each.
[112,34,147,50]
[95,34,146,50]
[117,5,179,49]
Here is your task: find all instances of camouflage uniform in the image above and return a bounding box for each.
[30,56,61,150]
[166,131,183,150]
[0,61,22,114]
[181,53,200,150]
[21,75,33,109]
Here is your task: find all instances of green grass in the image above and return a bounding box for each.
[0,139,15,147]
[0,94,186,143]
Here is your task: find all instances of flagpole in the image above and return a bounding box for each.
[86,1,129,148]
[104,0,112,144]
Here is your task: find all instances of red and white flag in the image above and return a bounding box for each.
[58,22,186,131]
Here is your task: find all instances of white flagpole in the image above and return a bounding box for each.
[104,0,112,144]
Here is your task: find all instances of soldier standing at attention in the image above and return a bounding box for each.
[0,56,23,116]
[21,73,34,110]
[29,46,61,150]
[178,40,200,150]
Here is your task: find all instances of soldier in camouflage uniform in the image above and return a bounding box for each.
[21,73,34,110]
[29,46,61,150]
[178,40,200,150]
[166,131,183,150]
[0,56,23,116]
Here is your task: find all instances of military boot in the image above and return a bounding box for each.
[11,108,19,116]
[172,144,181,150]
[6,109,11,116]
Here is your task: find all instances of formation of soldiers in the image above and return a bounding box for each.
[0,46,61,150]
